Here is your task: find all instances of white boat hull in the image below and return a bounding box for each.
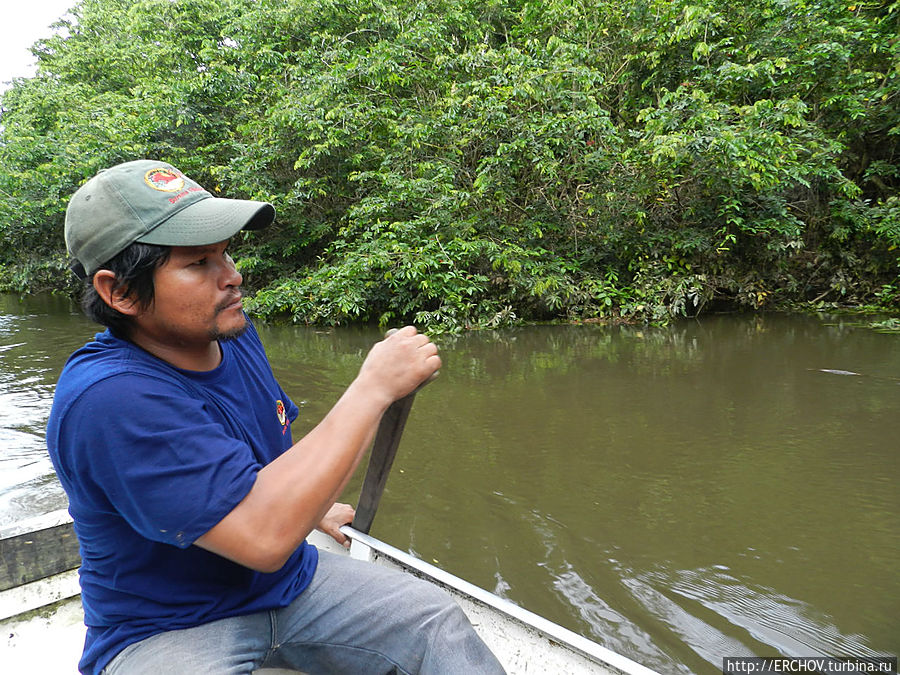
[0,514,657,674]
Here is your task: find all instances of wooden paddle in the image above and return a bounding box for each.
[351,330,436,534]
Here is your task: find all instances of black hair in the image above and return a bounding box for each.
[80,242,172,337]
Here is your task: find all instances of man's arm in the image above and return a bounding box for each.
[194,326,440,573]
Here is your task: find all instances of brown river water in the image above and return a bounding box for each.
[1,292,897,673]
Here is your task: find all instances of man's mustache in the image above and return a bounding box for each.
[214,288,244,313]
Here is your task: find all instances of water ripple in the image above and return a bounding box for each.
[642,566,890,659]
[546,559,689,672]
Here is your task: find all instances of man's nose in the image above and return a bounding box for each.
[221,255,242,288]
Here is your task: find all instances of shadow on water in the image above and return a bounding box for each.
[2,295,898,672]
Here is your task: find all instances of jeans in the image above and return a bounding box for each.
[102,549,506,674]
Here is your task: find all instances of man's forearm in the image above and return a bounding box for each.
[195,377,388,572]
[195,326,439,572]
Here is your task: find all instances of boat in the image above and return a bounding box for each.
[0,390,660,674]
[1,510,658,674]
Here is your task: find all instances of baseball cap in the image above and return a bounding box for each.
[65,159,275,278]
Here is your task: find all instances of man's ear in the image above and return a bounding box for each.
[92,270,141,316]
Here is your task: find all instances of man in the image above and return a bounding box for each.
[46,159,504,675]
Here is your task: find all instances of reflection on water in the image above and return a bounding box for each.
[1,294,898,673]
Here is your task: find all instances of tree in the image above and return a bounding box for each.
[1,0,897,324]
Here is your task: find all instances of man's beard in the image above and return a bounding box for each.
[210,321,248,342]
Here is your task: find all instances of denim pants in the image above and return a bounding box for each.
[102,549,506,674]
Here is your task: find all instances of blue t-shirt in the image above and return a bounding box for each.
[46,319,317,675]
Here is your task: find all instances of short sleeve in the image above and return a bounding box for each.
[62,373,259,548]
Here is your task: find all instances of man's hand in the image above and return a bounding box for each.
[356,326,441,407]
[316,502,355,548]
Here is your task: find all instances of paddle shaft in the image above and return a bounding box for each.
[351,390,417,534]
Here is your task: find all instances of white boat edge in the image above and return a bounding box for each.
[1,510,659,675]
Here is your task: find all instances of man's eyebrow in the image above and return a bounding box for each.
[176,242,228,255]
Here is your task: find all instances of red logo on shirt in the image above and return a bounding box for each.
[276,400,288,435]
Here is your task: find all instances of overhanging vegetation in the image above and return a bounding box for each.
[1,0,897,329]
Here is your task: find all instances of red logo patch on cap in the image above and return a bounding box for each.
[144,168,186,192]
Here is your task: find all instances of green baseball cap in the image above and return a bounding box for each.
[65,159,275,278]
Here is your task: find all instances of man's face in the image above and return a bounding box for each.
[131,240,246,351]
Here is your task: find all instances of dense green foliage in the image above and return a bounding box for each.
[1,0,897,329]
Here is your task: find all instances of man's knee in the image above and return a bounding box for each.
[404,582,505,673]
[420,587,468,632]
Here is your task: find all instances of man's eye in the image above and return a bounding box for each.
[193,258,207,266]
